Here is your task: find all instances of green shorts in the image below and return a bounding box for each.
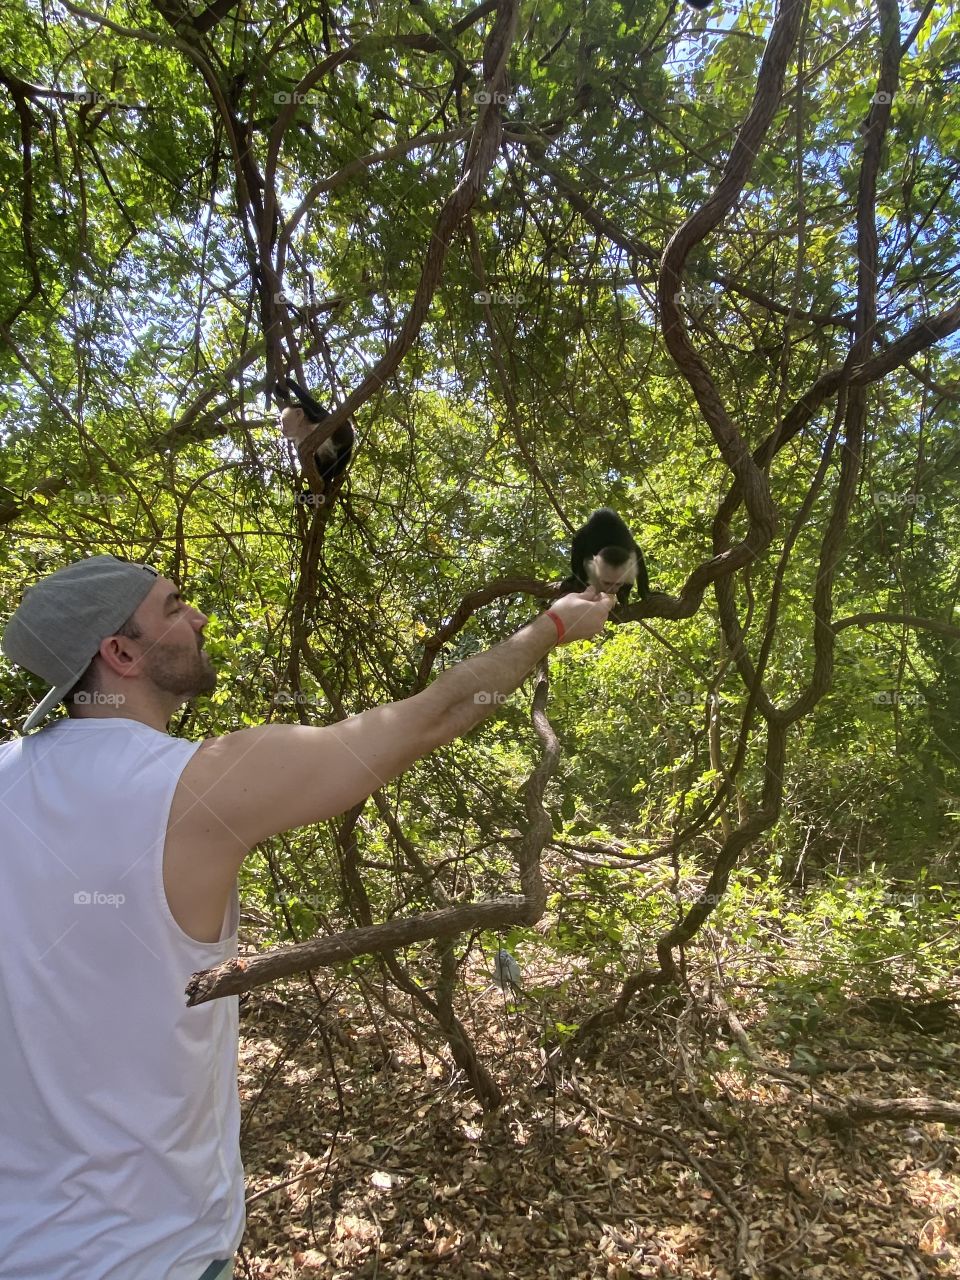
[197,1260,234,1280]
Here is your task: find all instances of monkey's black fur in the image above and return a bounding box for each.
[559,508,648,611]
[275,376,355,489]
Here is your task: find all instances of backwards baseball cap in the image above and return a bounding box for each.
[1,555,160,732]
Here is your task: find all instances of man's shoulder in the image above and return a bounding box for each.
[186,723,272,763]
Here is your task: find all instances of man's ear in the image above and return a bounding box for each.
[97,632,141,678]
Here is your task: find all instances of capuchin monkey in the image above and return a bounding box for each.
[559,508,648,612]
[683,0,710,8]
[275,376,355,499]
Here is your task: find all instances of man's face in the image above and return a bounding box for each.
[125,577,217,700]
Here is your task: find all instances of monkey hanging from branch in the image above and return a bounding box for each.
[274,376,355,507]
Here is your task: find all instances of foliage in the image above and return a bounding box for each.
[1,0,959,1095]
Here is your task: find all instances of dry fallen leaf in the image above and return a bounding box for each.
[919,1217,949,1254]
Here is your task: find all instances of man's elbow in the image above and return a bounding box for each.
[406,685,462,754]
[417,689,488,750]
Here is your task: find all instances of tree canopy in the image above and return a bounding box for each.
[1,0,959,1100]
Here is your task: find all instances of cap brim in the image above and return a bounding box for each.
[22,677,82,732]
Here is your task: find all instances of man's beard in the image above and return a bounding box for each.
[144,642,217,699]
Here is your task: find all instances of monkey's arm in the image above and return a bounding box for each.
[275,376,329,423]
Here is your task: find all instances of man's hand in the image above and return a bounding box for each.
[549,588,616,643]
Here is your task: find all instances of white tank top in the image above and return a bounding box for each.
[0,717,246,1280]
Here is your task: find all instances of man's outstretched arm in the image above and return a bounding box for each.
[172,591,613,854]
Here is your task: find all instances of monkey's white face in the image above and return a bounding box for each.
[279,406,310,443]
[585,552,638,594]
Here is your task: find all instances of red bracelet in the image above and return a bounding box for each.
[546,609,565,643]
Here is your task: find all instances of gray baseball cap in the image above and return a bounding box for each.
[2,555,160,732]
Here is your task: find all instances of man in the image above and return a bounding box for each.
[0,552,612,1280]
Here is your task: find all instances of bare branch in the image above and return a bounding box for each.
[832,612,960,640]
[657,0,804,530]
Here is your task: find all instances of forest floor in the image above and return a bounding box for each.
[229,929,960,1280]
